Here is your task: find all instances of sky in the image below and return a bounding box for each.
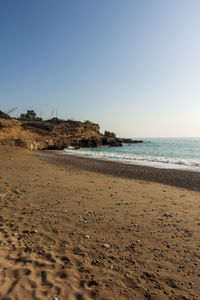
[0,0,200,137]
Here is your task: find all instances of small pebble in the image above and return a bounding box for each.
[163,213,173,217]
[102,243,110,249]
[13,189,20,194]
[91,259,99,265]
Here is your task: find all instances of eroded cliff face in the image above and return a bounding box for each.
[0,119,38,149]
[0,118,122,150]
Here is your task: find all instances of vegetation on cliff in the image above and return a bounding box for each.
[0,110,12,120]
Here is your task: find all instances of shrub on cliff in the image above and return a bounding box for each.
[19,110,42,121]
[0,110,12,120]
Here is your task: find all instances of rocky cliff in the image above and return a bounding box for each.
[0,118,39,149]
[0,116,120,150]
[0,111,143,150]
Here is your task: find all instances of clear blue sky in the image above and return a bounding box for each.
[1,0,200,137]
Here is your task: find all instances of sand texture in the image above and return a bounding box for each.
[38,151,200,192]
[0,146,200,299]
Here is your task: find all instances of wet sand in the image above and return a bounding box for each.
[0,146,200,299]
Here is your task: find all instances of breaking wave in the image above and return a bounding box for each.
[63,149,200,171]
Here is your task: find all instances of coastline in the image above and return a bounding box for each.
[37,150,200,191]
[63,143,200,173]
[1,146,200,299]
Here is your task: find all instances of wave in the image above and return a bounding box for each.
[63,149,200,171]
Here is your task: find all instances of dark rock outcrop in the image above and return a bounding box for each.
[117,138,144,144]
[104,131,116,138]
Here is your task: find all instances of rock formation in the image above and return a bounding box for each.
[0,110,143,150]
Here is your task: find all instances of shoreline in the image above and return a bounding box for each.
[63,148,200,172]
[37,150,200,191]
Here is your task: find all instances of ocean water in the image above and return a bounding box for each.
[64,138,200,172]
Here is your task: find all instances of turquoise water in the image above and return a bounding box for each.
[64,138,200,171]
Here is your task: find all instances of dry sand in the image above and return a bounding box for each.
[0,146,200,300]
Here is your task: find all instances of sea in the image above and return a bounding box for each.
[64,138,200,172]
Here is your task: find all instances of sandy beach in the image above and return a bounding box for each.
[0,146,200,300]
[38,151,200,192]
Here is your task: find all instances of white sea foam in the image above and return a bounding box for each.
[63,149,200,172]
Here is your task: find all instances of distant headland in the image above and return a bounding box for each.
[0,109,143,151]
